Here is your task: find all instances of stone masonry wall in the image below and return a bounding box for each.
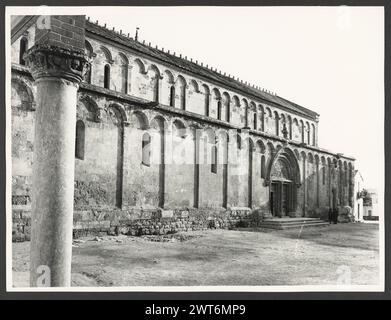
[13,207,259,242]
[10,17,355,242]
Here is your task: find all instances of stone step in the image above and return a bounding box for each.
[262,220,324,225]
[260,219,323,225]
[260,222,329,230]
[259,218,330,230]
[278,222,329,230]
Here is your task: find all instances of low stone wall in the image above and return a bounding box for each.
[12,206,263,242]
[363,216,379,221]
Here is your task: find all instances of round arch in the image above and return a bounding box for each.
[172,118,188,138]
[266,147,301,217]
[189,79,200,93]
[148,64,161,77]
[99,45,113,63]
[130,110,150,130]
[133,58,147,74]
[11,76,35,110]
[266,147,301,186]
[150,114,168,132]
[79,95,102,122]
[255,139,266,154]
[106,102,129,125]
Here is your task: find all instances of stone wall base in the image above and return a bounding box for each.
[12,206,265,242]
[288,211,302,218]
[305,206,330,220]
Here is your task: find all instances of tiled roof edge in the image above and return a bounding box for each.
[85,20,320,120]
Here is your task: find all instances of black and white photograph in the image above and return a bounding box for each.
[4,5,385,294]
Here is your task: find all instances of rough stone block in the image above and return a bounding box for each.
[161,210,174,218]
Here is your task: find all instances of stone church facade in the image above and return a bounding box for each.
[10,16,355,240]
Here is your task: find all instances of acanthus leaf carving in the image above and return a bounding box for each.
[25,44,91,84]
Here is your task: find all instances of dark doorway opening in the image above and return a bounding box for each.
[270,181,292,217]
[268,148,300,217]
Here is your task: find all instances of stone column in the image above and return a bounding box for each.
[245,104,249,128]
[193,128,200,208]
[223,135,229,209]
[328,163,332,208]
[316,158,320,208]
[25,17,89,287]
[248,143,253,208]
[302,156,307,216]
[348,166,354,207]
[163,128,173,208]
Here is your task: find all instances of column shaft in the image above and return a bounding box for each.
[26,43,89,287]
[30,78,78,286]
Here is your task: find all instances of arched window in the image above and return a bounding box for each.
[84,41,93,84]
[259,107,265,131]
[121,65,128,94]
[253,113,257,130]
[181,90,186,110]
[237,135,242,150]
[205,93,210,116]
[19,37,28,66]
[275,113,279,136]
[104,64,110,89]
[242,99,249,127]
[75,120,85,160]
[153,75,159,103]
[222,93,230,122]
[150,66,160,102]
[177,76,186,110]
[217,100,222,120]
[142,132,151,166]
[322,166,326,185]
[169,85,175,107]
[202,85,210,116]
[211,144,217,174]
[116,53,129,94]
[261,155,266,178]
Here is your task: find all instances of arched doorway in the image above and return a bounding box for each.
[266,148,300,217]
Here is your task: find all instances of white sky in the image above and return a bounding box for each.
[10,6,385,189]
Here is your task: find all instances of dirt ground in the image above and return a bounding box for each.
[12,223,380,287]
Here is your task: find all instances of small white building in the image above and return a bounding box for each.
[363,189,379,221]
[353,170,364,222]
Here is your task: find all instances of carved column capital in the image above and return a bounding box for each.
[25,44,91,84]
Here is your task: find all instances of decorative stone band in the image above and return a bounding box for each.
[24,44,91,84]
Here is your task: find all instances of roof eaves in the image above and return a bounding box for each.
[85,21,319,120]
